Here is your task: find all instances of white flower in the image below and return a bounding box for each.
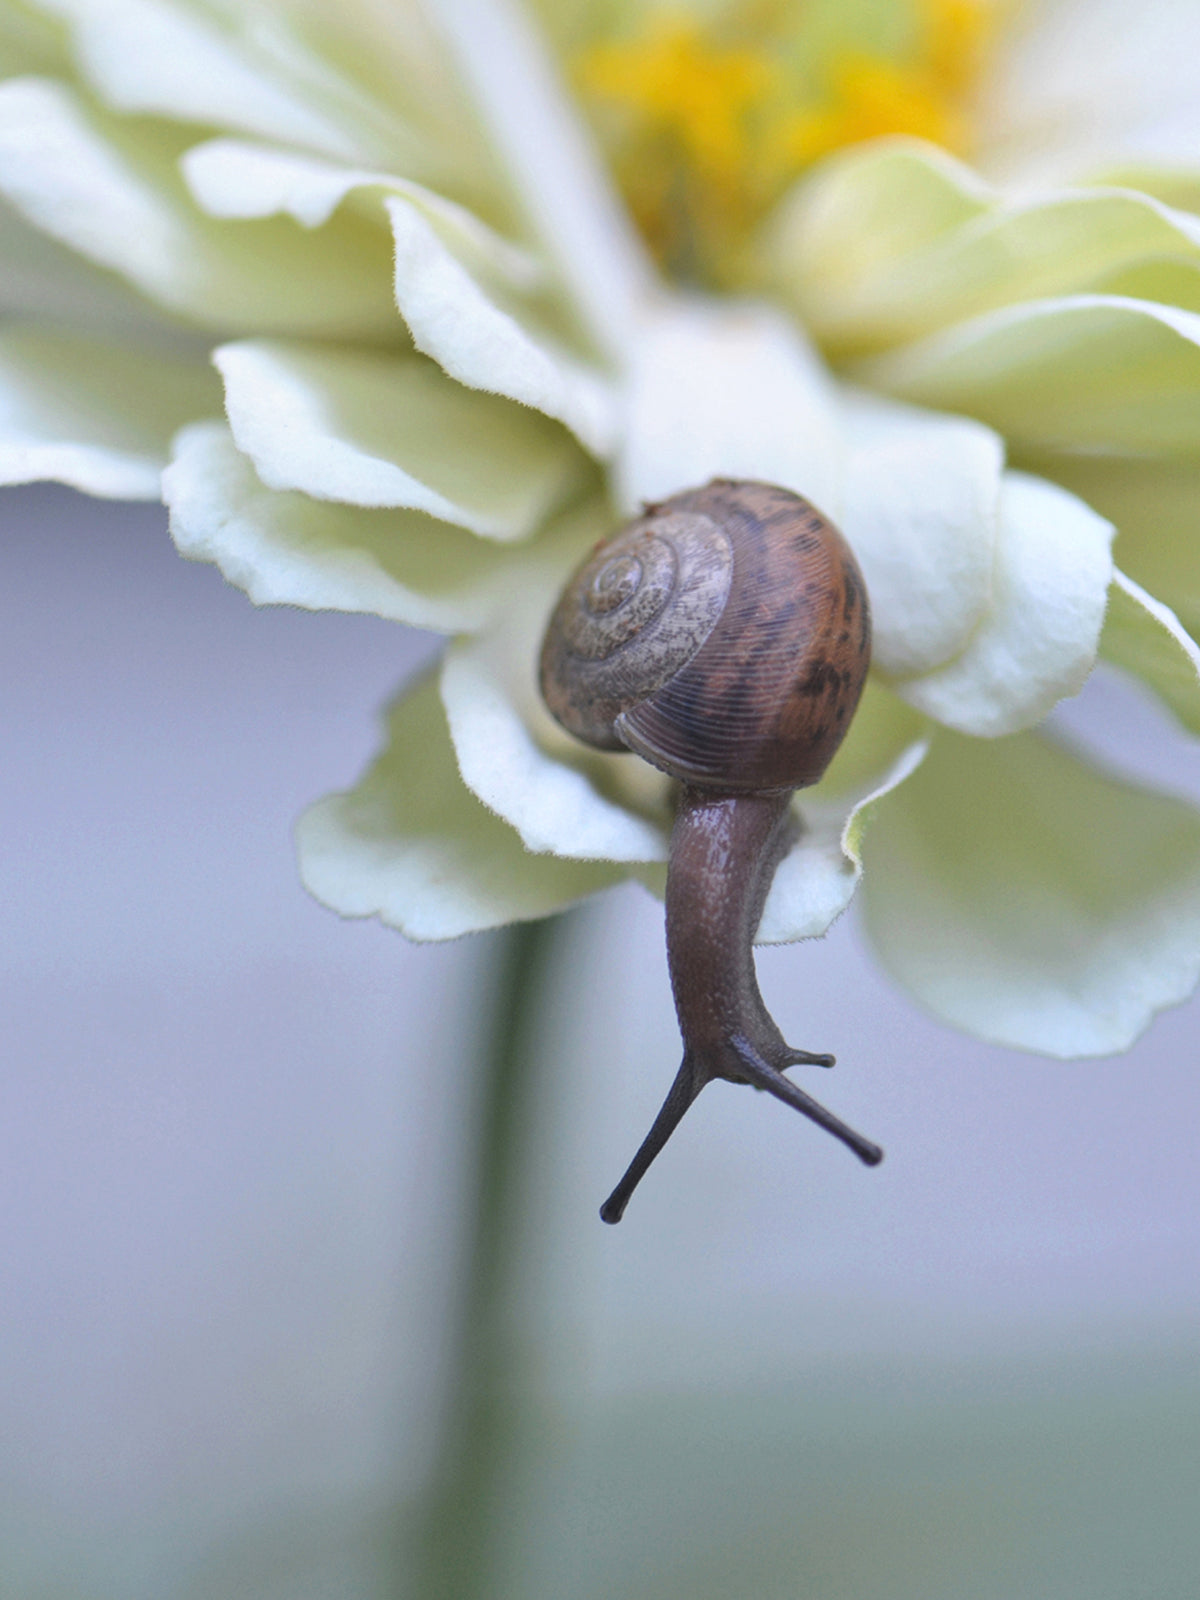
[4,0,1200,1055]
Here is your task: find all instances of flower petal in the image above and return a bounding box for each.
[861,725,1200,1056]
[859,295,1200,458]
[164,420,518,632]
[296,672,626,940]
[0,76,397,336]
[757,683,931,943]
[897,472,1114,737]
[438,502,672,863]
[770,141,1200,358]
[213,338,584,538]
[0,324,219,497]
[616,297,842,518]
[1100,568,1200,736]
[839,390,1003,679]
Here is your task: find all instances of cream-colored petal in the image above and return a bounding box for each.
[0,76,397,336]
[862,726,1200,1056]
[616,297,842,519]
[1100,569,1200,737]
[839,391,1003,679]
[0,324,218,497]
[165,421,519,632]
[757,682,932,943]
[860,295,1200,458]
[898,472,1113,737]
[296,672,627,940]
[387,194,618,455]
[213,338,583,538]
[438,500,672,862]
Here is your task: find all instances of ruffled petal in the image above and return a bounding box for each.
[0,76,397,336]
[616,297,842,518]
[213,338,585,537]
[296,672,627,940]
[768,140,1200,358]
[859,295,1200,458]
[897,472,1113,737]
[0,324,219,496]
[165,420,519,632]
[1101,568,1200,736]
[387,194,618,454]
[839,390,1003,679]
[757,682,932,943]
[861,725,1200,1056]
[438,499,672,862]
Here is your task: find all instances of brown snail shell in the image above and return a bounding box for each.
[539,479,882,1224]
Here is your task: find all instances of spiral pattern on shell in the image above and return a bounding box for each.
[540,479,871,792]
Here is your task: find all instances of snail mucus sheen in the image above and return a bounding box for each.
[540,479,883,1223]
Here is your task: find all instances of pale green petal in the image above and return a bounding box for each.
[775,141,1200,358]
[387,194,618,455]
[616,297,842,519]
[0,324,219,496]
[757,683,931,944]
[898,472,1113,737]
[0,76,397,336]
[861,726,1200,1056]
[839,391,1002,679]
[1100,568,1200,736]
[859,295,1200,458]
[0,192,167,327]
[439,501,672,862]
[213,338,584,538]
[182,137,545,294]
[430,0,653,366]
[36,0,364,158]
[165,420,519,631]
[296,672,626,940]
[1028,452,1200,643]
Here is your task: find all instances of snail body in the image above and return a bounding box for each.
[540,480,882,1223]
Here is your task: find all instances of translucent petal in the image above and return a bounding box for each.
[862,726,1200,1056]
[387,194,618,455]
[165,421,520,632]
[839,391,1003,679]
[1100,569,1200,737]
[296,672,626,941]
[0,76,397,336]
[757,683,932,944]
[898,472,1113,737]
[0,324,219,497]
[616,297,842,519]
[213,338,585,538]
[859,295,1200,458]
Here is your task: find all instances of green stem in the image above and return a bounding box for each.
[411,914,562,1599]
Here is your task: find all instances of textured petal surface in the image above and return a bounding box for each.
[862,727,1200,1056]
[0,76,397,335]
[387,194,618,454]
[214,338,584,537]
[0,325,219,496]
[898,472,1113,737]
[439,500,672,862]
[839,391,1003,679]
[296,672,626,940]
[616,297,842,518]
[1101,569,1200,737]
[165,421,519,632]
[859,295,1200,458]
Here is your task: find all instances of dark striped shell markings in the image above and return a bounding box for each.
[539,479,871,793]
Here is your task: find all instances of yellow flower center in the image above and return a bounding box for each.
[575,0,994,286]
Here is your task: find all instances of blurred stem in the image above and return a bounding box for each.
[411,914,562,1600]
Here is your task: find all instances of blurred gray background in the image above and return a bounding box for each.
[3,483,1197,1599]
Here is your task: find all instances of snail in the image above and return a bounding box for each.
[540,479,883,1223]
